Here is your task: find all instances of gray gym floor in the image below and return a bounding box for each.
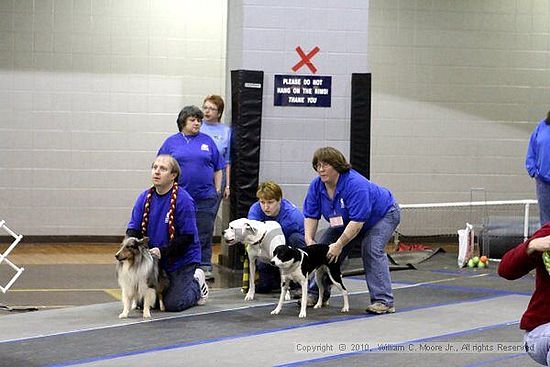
[0,252,540,367]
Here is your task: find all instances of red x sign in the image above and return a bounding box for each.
[292,46,320,74]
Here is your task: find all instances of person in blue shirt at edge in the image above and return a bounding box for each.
[158,106,224,281]
[526,110,550,226]
[302,147,400,314]
[126,155,209,311]
[247,181,306,293]
[200,95,231,202]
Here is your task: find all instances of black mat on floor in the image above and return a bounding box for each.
[342,249,446,276]
[388,247,445,266]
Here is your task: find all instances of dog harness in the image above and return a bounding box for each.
[241,225,283,293]
[297,248,308,271]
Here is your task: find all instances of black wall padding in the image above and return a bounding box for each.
[350,73,371,180]
[229,69,264,220]
[220,70,264,270]
[349,73,371,258]
[480,216,539,258]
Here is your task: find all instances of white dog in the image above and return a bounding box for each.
[223,218,286,301]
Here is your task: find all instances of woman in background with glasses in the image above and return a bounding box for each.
[201,95,232,202]
[302,146,400,315]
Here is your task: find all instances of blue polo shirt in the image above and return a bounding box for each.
[526,119,550,183]
[248,198,305,241]
[127,186,201,272]
[200,122,231,167]
[158,132,224,200]
[303,169,395,231]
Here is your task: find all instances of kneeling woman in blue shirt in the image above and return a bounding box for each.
[126,155,209,311]
[303,147,400,314]
[248,181,305,293]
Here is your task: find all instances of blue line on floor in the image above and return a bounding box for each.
[430,269,533,283]
[461,353,526,367]
[346,275,366,281]
[429,269,494,276]
[402,282,532,297]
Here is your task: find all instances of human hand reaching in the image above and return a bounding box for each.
[327,243,342,263]
[149,247,161,259]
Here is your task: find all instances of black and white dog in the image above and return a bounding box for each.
[270,244,349,318]
[115,237,169,319]
[223,218,286,301]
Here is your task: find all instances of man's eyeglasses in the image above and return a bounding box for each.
[203,106,218,111]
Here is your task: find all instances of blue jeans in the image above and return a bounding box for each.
[525,322,550,365]
[537,178,550,226]
[195,195,219,271]
[309,203,400,306]
[163,264,201,312]
[256,232,306,292]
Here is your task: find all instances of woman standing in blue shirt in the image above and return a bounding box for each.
[200,95,231,201]
[158,106,224,280]
[526,110,550,225]
[303,147,400,314]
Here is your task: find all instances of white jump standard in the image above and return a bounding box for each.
[0,220,24,293]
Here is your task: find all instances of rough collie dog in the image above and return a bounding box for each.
[115,237,169,318]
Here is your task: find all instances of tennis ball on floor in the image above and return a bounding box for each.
[477,261,487,268]
[472,256,480,265]
[467,259,476,268]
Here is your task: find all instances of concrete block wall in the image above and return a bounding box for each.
[0,0,227,235]
[368,0,549,205]
[4,0,548,237]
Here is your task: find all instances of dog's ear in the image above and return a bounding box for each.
[126,237,139,249]
[141,237,150,246]
[245,223,257,235]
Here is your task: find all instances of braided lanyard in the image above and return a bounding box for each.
[141,182,178,241]
[167,182,178,241]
